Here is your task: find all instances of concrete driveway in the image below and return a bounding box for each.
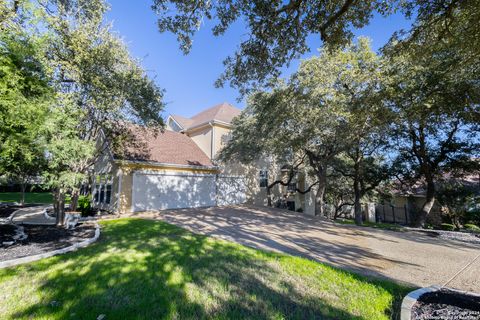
[134,205,480,293]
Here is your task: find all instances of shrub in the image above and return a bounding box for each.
[78,195,92,217]
[440,223,456,231]
[464,224,480,234]
[465,210,480,225]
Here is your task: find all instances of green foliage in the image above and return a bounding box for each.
[465,209,480,226]
[0,29,51,183]
[464,224,480,234]
[77,194,92,216]
[440,223,456,231]
[152,1,480,96]
[1,0,166,216]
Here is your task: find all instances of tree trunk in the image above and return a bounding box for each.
[54,189,66,226]
[314,170,327,216]
[267,186,272,207]
[70,189,80,212]
[353,179,363,225]
[414,180,436,227]
[20,182,26,206]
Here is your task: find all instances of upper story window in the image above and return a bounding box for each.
[168,118,183,132]
[287,182,297,192]
[259,170,268,188]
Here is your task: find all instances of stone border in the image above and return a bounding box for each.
[0,223,100,269]
[401,285,441,320]
[400,285,480,320]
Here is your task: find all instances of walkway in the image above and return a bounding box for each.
[11,205,55,225]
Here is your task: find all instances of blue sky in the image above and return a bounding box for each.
[106,1,412,118]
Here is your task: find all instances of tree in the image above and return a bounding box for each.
[221,40,385,216]
[35,0,166,212]
[40,102,94,225]
[0,28,51,204]
[382,8,480,227]
[151,0,479,95]
[2,0,166,223]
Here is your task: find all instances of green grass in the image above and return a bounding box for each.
[0,219,412,319]
[0,192,53,204]
[335,219,405,232]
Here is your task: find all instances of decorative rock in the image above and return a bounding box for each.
[97,314,106,320]
[2,241,14,246]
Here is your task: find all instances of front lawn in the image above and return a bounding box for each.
[0,192,53,204]
[0,219,411,319]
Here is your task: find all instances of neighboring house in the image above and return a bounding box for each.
[376,173,480,225]
[93,102,316,214]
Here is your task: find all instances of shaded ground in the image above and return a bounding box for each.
[133,205,480,293]
[0,223,95,261]
[0,219,410,320]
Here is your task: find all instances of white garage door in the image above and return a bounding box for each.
[132,172,216,212]
[216,176,246,206]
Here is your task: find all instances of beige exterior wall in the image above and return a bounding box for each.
[187,126,213,159]
[212,124,232,159]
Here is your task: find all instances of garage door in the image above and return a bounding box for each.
[132,172,216,212]
[217,176,246,206]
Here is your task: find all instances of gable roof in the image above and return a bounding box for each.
[170,102,241,131]
[116,125,214,167]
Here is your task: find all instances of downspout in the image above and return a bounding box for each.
[210,121,215,159]
[116,168,123,213]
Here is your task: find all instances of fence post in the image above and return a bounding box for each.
[404,204,408,225]
[392,205,396,224]
[383,204,386,222]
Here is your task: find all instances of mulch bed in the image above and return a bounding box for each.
[0,223,96,262]
[411,289,480,320]
[0,224,17,243]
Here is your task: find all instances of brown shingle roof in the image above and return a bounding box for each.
[117,126,213,167]
[171,102,241,130]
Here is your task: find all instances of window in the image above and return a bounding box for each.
[99,185,105,203]
[94,174,113,205]
[287,182,296,192]
[259,170,268,188]
[94,184,100,203]
[105,184,112,204]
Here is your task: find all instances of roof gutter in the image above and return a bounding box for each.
[114,159,219,171]
[182,119,232,133]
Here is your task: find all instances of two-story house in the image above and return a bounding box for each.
[93,102,316,214]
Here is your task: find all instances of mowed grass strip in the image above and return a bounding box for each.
[0,192,53,204]
[0,219,412,319]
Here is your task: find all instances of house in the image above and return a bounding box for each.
[93,102,316,214]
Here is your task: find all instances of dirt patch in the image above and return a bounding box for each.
[0,223,96,262]
[411,289,480,320]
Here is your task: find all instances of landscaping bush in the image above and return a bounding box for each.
[465,209,480,225]
[440,223,456,231]
[78,195,92,217]
[464,224,480,234]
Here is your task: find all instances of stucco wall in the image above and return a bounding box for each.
[187,126,213,159]
[212,124,232,159]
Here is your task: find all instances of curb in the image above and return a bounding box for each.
[400,285,480,320]
[0,223,100,269]
[400,285,441,320]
